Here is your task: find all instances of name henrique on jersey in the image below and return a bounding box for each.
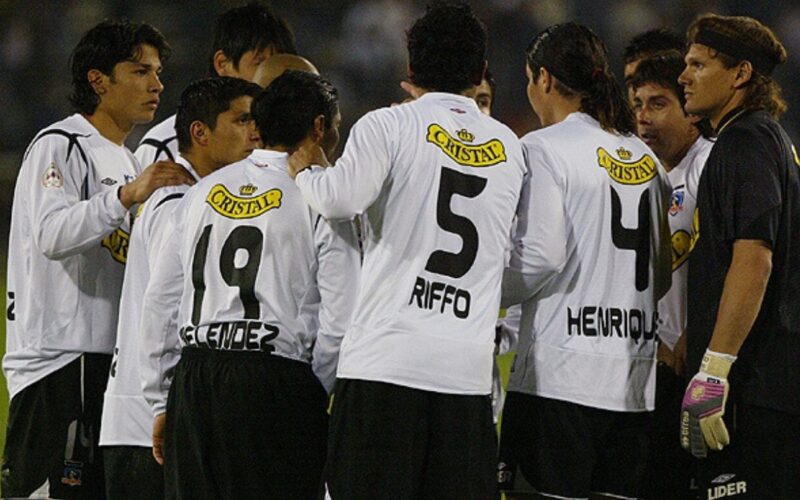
[657,136,712,349]
[134,114,178,166]
[140,150,360,415]
[5,114,139,398]
[100,156,199,447]
[506,112,672,411]
[295,93,526,395]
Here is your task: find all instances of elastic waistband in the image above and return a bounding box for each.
[181,346,307,367]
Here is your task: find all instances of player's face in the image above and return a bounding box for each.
[102,44,164,125]
[233,46,276,83]
[320,110,342,158]
[633,83,695,166]
[206,95,260,168]
[474,79,493,116]
[679,44,738,122]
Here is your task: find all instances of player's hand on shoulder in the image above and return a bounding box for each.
[119,160,195,208]
[288,143,329,179]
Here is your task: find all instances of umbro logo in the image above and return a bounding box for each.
[101,177,117,186]
[450,108,466,114]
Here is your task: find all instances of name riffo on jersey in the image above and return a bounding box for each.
[596,147,657,185]
[206,183,282,219]
[426,124,506,167]
[409,276,471,319]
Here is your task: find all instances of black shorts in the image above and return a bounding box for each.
[164,347,328,500]
[694,402,800,499]
[103,446,164,500]
[326,378,497,500]
[499,391,650,499]
[644,363,693,499]
[1,353,111,499]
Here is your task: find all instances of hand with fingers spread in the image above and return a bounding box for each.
[119,160,196,208]
[152,412,167,465]
[680,349,736,458]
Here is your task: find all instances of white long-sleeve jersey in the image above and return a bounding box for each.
[294,92,526,395]
[505,112,672,412]
[99,156,199,447]
[140,150,360,415]
[4,114,139,399]
[657,136,712,349]
[134,114,177,166]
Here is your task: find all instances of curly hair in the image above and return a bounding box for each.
[687,13,788,118]
[253,70,338,149]
[69,20,170,115]
[407,1,487,94]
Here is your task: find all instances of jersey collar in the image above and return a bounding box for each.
[417,92,481,113]
[248,149,289,171]
[715,106,750,136]
[175,154,202,182]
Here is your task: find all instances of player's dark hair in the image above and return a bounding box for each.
[527,22,635,135]
[407,1,487,94]
[485,68,497,100]
[208,2,296,76]
[623,28,684,65]
[69,20,170,115]
[175,77,262,154]
[253,70,338,149]
[629,51,687,108]
[687,13,788,119]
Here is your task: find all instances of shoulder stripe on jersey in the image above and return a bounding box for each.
[140,137,177,162]
[24,129,90,165]
[154,192,184,211]
[314,214,322,232]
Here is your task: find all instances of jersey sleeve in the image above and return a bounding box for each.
[311,215,361,393]
[139,198,186,416]
[651,165,673,301]
[295,110,396,220]
[719,129,782,246]
[26,135,128,260]
[501,138,568,307]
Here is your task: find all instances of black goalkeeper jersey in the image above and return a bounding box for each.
[687,107,800,414]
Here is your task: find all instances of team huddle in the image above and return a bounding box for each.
[2,1,799,500]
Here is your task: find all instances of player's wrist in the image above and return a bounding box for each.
[700,349,736,378]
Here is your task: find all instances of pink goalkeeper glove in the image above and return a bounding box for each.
[680,349,736,458]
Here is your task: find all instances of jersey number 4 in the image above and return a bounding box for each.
[610,186,651,291]
[425,167,487,279]
[191,224,262,325]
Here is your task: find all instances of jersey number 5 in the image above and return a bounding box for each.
[610,186,651,291]
[424,167,487,279]
[191,224,263,326]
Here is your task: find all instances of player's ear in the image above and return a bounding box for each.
[190,121,209,147]
[311,114,326,143]
[213,50,234,77]
[733,60,753,89]
[88,69,107,96]
[539,67,553,93]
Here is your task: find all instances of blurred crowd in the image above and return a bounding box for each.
[0,0,798,155]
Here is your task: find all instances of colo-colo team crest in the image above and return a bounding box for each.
[206,184,282,219]
[596,147,657,184]
[426,124,506,167]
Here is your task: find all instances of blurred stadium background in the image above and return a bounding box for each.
[0,0,798,451]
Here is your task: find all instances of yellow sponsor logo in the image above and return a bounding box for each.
[671,229,691,271]
[596,147,657,185]
[426,124,506,167]
[101,228,130,264]
[206,184,281,219]
[690,207,700,253]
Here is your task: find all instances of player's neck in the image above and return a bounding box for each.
[544,98,581,127]
[182,151,217,179]
[84,109,133,146]
[662,128,700,172]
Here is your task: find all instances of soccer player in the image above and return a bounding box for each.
[630,51,714,499]
[287,3,526,497]
[498,23,672,499]
[99,76,261,500]
[134,1,296,165]
[139,70,360,498]
[2,21,192,498]
[678,13,800,498]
